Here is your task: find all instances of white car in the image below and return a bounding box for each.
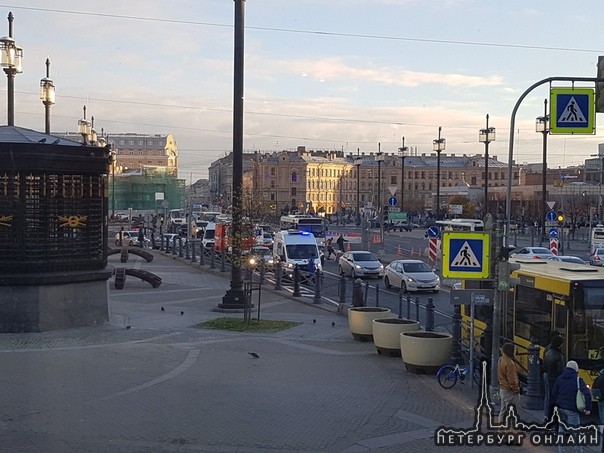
[256,232,274,248]
[546,255,587,265]
[115,230,141,246]
[383,259,440,293]
[509,247,555,260]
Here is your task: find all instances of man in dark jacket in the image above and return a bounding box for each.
[552,360,591,439]
[543,335,565,421]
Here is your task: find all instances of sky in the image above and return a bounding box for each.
[3,1,604,183]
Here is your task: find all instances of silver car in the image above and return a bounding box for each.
[338,251,384,279]
[590,248,604,266]
[383,259,440,293]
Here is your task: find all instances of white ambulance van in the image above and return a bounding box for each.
[273,230,321,275]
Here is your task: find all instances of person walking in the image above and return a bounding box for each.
[543,335,565,422]
[552,360,591,452]
[497,342,520,423]
[336,234,348,253]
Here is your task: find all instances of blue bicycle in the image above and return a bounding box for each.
[437,359,482,389]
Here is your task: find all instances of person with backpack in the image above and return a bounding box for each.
[543,335,565,422]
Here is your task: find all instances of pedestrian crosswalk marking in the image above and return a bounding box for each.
[451,241,481,268]
[558,96,586,123]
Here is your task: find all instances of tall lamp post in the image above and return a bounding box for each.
[398,137,408,217]
[536,99,549,246]
[39,58,55,134]
[479,115,496,217]
[433,127,446,220]
[355,150,362,226]
[375,146,384,252]
[0,12,23,126]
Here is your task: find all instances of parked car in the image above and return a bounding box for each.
[247,246,275,272]
[590,248,604,266]
[338,251,384,279]
[160,233,180,250]
[509,246,555,259]
[383,259,440,293]
[391,220,420,232]
[546,255,587,265]
[256,232,274,248]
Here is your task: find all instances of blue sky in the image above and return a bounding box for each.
[4,1,604,182]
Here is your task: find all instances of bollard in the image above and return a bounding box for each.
[521,343,543,410]
[293,265,301,297]
[220,249,226,272]
[191,239,196,262]
[172,237,177,256]
[259,258,265,284]
[374,283,380,307]
[364,281,369,306]
[199,244,205,266]
[313,268,321,304]
[415,296,420,321]
[352,278,364,307]
[274,261,282,290]
[185,239,191,260]
[339,274,346,306]
[178,237,184,257]
[210,246,216,269]
[398,290,403,319]
[450,305,462,364]
[407,294,411,319]
[425,297,434,331]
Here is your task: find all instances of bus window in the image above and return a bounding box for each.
[572,286,604,359]
[514,285,551,346]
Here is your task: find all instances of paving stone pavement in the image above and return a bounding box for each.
[0,250,598,452]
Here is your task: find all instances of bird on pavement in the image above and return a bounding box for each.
[248,352,260,359]
[180,311,184,315]
[312,319,316,324]
[331,321,335,327]
[161,306,165,312]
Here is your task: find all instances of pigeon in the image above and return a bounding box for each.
[248,352,260,359]
[161,306,165,312]
[180,311,184,315]
[51,138,60,144]
[312,319,316,324]
[331,321,335,327]
[38,138,46,143]
[126,325,131,329]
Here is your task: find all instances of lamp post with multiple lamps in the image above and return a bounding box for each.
[432,127,446,220]
[375,146,384,252]
[0,11,23,126]
[479,115,496,217]
[39,58,55,135]
[535,99,549,246]
[398,137,408,217]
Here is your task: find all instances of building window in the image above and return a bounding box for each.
[390,175,397,185]
[291,187,297,196]
[271,167,276,176]
[270,180,275,188]
[291,171,298,183]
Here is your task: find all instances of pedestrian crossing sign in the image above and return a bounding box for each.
[441,232,490,279]
[550,87,595,135]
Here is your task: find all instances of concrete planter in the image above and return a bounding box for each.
[348,307,393,342]
[372,318,421,357]
[400,331,452,374]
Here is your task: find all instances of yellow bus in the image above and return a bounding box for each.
[462,259,604,385]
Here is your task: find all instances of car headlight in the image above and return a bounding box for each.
[406,276,416,282]
[268,258,274,265]
[286,263,294,269]
[249,257,257,266]
[378,264,384,270]
[354,264,362,270]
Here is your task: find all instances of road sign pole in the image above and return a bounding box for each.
[490,216,503,405]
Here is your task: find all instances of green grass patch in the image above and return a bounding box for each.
[196,317,299,332]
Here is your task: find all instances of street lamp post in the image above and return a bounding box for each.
[39,58,55,134]
[536,100,549,246]
[355,150,362,226]
[398,137,408,217]
[433,127,446,220]
[0,12,23,126]
[375,146,384,252]
[479,114,496,217]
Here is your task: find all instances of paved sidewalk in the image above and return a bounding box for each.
[0,250,595,452]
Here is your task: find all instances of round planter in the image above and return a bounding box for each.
[372,318,421,357]
[348,307,393,342]
[399,331,452,374]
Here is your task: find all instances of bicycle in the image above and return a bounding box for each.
[437,359,482,389]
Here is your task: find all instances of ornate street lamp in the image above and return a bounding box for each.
[479,114,496,216]
[39,58,55,134]
[398,137,408,217]
[536,99,549,245]
[355,151,363,226]
[432,127,446,220]
[0,12,23,126]
[375,146,384,252]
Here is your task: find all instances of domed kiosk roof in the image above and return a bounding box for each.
[0,125,82,146]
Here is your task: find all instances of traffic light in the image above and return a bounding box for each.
[497,261,521,292]
[383,206,389,222]
[557,211,565,226]
[597,56,604,113]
